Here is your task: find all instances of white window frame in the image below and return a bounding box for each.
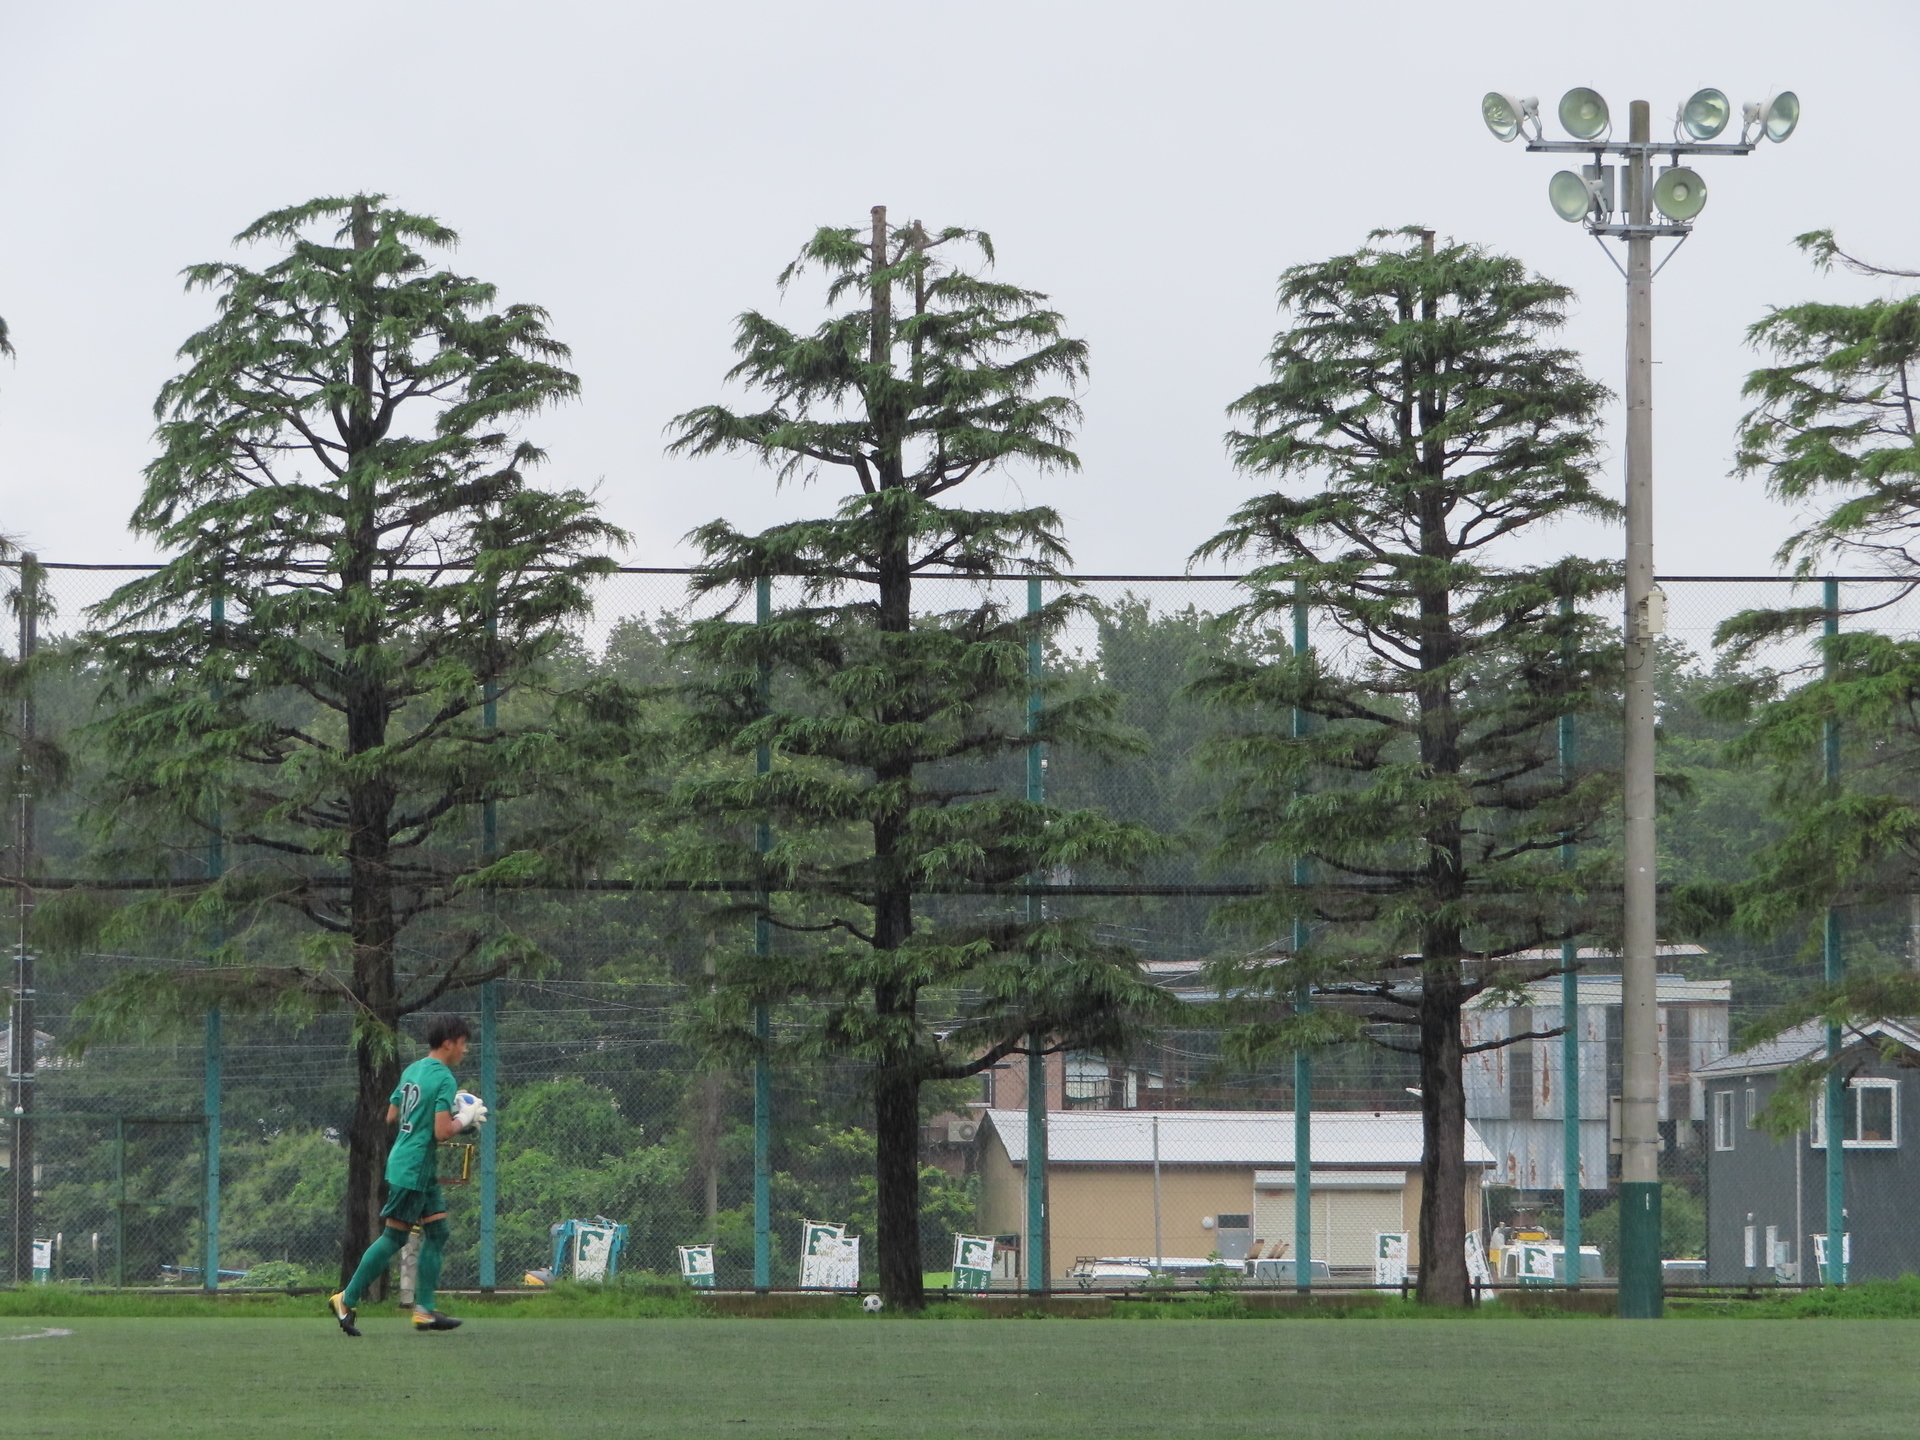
[1713,1089,1736,1151]
[1743,1087,1758,1129]
[1810,1076,1899,1150]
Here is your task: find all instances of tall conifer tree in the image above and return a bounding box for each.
[1707,232,1920,1032]
[87,195,626,1280]
[1189,229,1618,1306]
[669,208,1171,1309]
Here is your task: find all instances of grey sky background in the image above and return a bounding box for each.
[1,0,1912,578]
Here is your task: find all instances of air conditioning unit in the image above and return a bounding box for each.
[947,1120,979,1145]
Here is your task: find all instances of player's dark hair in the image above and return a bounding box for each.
[425,1014,471,1050]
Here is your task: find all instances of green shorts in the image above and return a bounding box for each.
[379,1181,447,1228]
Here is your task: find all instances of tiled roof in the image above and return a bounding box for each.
[1695,1018,1920,1076]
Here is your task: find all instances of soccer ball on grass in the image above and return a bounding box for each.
[861,1294,884,1313]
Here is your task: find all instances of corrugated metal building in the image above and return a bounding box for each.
[1464,962,1730,1190]
[975,1108,1494,1282]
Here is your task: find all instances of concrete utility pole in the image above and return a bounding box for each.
[1484,81,1801,1316]
[1615,99,1664,1320]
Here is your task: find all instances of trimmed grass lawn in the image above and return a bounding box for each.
[5,1316,1918,1438]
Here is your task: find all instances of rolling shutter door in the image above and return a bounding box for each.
[1252,1182,1406,1265]
[1323,1189,1404,1266]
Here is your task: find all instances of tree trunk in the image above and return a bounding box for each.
[1410,380,1469,1306]
[1415,973,1472,1306]
[873,1065,924,1307]
[336,192,403,1288]
[337,761,400,1281]
[863,199,926,1312]
[340,1032,402,1290]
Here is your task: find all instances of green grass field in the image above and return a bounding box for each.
[6,1316,1919,1438]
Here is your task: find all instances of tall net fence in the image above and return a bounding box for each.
[3,564,1912,1292]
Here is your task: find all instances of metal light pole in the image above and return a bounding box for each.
[1291,588,1312,1294]
[1822,578,1844,1285]
[1485,85,1800,1318]
[477,612,499,1292]
[1024,575,1048,1295]
[753,575,773,1291]
[7,556,37,1286]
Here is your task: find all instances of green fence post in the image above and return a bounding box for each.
[203,1010,221,1290]
[1560,594,1581,1290]
[113,1117,126,1289]
[1558,842,1581,1272]
[753,575,773,1291]
[7,555,38,1287]
[1823,577,1845,1285]
[478,613,500,1291]
[1025,575,1048,1294]
[204,591,224,1293]
[1291,588,1311,1293]
[478,981,498,1289]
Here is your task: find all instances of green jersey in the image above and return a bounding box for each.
[387,1055,459,1191]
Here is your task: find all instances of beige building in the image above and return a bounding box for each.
[975,1108,1493,1281]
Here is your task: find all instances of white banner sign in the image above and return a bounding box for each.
[1464,1231,1493,1297]
[953,1234,995,1291]
[573,1223,620,1282]
[800,1221,860,1289]
[678,1244,716,1288]
[1372,1232,1409,1288]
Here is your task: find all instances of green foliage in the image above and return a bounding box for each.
[86,193,631,983]
[215,1129,347,1272]
[1581,1183,1706,1266]
[491,1080,701,1276]
[231,1260,328,1289]
[1685,237,1920,1047]
[666,210,1177,1307]
[77,192,638,1281]
[1733,230,1920,576]
[1189,228,1617,1306]
[1676,1274,1920,1318]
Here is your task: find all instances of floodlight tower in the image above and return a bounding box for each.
[1485,86,1800,1319]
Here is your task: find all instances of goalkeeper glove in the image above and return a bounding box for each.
[452,1091,489,1131]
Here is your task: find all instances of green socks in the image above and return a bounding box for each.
[416,1218,449,1314]
[341,1226,407,1307]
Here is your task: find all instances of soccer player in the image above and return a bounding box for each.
[330,1015,487,1335]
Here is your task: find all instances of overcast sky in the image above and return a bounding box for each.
[2,0,1913,578]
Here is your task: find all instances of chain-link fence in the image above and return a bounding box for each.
[3,564,1914,1294]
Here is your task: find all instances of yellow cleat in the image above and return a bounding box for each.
[329,1292,361,1337]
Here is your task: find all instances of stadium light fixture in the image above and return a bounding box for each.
[1482,92,1540,143]
[1483,84,1799,1322]
[1677,89,1730,142]
[1653,166,1708,222]
[1743,91,1801,143]
[1558,88,1611,141]
[1548,170,1598,223]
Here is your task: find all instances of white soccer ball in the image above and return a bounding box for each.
[861,1293,884,1313]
